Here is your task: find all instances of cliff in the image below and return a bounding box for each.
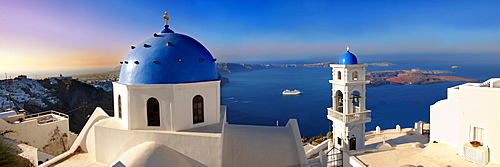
[35,79,114,133]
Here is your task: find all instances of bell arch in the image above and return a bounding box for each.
[352,71,359,81]
[352,91,361,111]
[335,90,344,113]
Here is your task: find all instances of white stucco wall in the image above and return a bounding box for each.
[113,82,130,129]
[171,81,220,131]
[92,117,222,166]
[348,124,366,150]
[76,107,112,154]
[0,114,71,156]
[430,99,460,148]
[430,84,500,163]
[221,119,308,167]
[113,81,220,132]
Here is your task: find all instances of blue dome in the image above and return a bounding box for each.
[338,50,358,65]
[119,26,218,84]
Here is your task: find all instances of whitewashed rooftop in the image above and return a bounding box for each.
[354,128,500,167]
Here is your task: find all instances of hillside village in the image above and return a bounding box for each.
[0,76,58,112]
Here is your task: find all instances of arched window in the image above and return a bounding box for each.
[193,95,204,124]
[337,71,342,80]
[118,95,122,119]
[352,71,359,81]
[147,98,160,126]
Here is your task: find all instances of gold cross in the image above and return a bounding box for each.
[163,12,170,25]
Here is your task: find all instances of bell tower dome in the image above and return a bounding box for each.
[327,47,371,152]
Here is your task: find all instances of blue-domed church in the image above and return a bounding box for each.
[113,12,222,131]
[44,12,309,167]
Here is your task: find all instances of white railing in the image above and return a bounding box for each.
[328,107,371,123]
[25,110,69,119]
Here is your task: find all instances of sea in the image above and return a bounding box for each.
[221,61,500,137]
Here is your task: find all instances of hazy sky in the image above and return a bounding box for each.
[1,0,500,76]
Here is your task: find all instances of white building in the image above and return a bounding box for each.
[430,78,500,165]
[0,110,76,165]
[327,47,371,152]
[41,12,308,167]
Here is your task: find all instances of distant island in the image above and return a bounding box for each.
[72,62,395,83]
[367,68,479,86]
[216,62,394,74]
[71,62,478,87]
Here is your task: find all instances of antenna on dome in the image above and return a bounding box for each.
[163,12,170,25]
[346,46,350,51]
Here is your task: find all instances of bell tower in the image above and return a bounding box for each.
[327,47,371,151]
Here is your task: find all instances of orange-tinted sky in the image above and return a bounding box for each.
[1,0,500,78]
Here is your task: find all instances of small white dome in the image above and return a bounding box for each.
[113,141,202,167]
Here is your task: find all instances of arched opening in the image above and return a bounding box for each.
[335,90,343,113]
[352,71,359,81]
[193,95,204,124]
[352,91,360,112]
[147,98,160,126]
[118,95,122,119]
[337,71,342,80]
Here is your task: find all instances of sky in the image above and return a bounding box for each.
[1,0,500,77]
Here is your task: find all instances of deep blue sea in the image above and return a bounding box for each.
[222,61,500,137]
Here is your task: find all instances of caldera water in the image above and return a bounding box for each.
[222,62,500,137]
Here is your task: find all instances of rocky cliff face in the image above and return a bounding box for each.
[36,79,114,133]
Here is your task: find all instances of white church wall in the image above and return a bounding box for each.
[171,81,220,131]
[221,119,308,167]
[93,118,222,166]
[114,81,220,132]
[331,121,346,148]
[430,99,460,148]
[112,82,130,129]
[126,84,174,131]
[75,108,111,154]
[348,124,366,150]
